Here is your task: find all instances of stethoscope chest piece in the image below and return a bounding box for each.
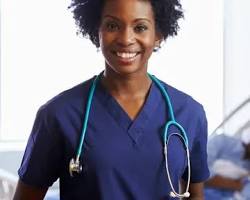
[69,157,82,177]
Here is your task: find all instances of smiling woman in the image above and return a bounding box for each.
[0,0,224,199]
[11,0,212,199]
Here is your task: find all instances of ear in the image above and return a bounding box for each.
[155,32,163,48]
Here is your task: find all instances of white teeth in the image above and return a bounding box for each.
[116,52,137,58]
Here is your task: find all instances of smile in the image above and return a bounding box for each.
[116,52,138,59]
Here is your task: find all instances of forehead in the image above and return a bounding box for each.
[102,0,154,22]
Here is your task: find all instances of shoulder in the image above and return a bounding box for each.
[37,76,95,119]
[158,79,205,119]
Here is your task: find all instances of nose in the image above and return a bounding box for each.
[117,27,135,46]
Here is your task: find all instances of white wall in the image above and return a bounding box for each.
[223,0,250,135]
[151,0,223,136]
[1,0,223,146]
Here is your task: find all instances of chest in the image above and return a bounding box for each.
[78,103,189,184]
[59,86,198,199]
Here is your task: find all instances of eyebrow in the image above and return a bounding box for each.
[103,15,152,24]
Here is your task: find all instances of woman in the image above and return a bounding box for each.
[14,0,210,199]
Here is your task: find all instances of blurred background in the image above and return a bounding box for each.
[0,0,249,199]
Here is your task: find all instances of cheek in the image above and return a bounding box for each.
[98,32,111,57]
[141,40,156,59]
[142,35,157,52]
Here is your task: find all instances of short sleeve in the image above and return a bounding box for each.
[18,104,63,188]
[182,106,210,183]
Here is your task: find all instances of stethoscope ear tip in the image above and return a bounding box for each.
[184,192,190,198]
[169,191,176,198]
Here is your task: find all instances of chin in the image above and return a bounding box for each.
[107,65,147,77]
[105,62,148,76]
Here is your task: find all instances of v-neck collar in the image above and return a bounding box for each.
[95,77,162,144]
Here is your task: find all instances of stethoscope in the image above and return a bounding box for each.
[69,73,191,198]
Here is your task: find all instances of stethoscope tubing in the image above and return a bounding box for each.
[76,75,100,161]
[70,73,191,198]
[148,74,189,146]
[164,133,191,198]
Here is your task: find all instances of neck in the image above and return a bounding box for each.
[101,69,152,99]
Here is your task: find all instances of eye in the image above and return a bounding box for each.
[105,22,119,32]
[134,24,148,33]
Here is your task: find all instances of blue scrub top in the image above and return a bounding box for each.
[18,74,209,200]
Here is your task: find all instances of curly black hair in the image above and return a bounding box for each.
[69,0,184,48]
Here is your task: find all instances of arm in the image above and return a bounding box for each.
[13,179,48,200]
[181,180,205,200]
[15,106,62,200]
[205,175,243,191]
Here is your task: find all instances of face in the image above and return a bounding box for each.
[98,0,161,76]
